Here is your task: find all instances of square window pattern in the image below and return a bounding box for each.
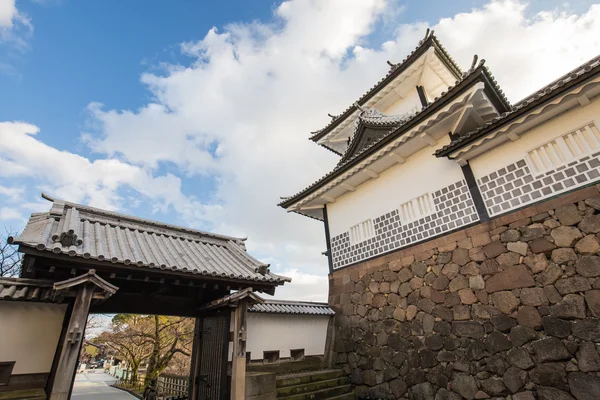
[330,180,479,269]
[477,151,600,217]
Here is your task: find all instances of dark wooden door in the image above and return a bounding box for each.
[189,310,230,400]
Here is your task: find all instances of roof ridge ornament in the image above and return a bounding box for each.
[52,206,83,247]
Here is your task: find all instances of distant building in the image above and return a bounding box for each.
[246,299,334,363]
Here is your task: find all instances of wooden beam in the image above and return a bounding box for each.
[231,298,248,400]
[49,283,94,400]
[419,132,437,146]
[321,195,336,203]
[507,132,520,142]
[341,183,356,192]
[578,94,591,107]
[388,151,406,164]
[364,169,379,179]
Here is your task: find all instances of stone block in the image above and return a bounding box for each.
[452,321,484,339]
[507,241,528,256]
[532,337,571,362]
[555,204,582,225]
[577,341,600,372]
[509,325,537,347]
[517,305,542,329]
[451,374,478,400]
[453,305,471,321]
[551,226,583,247]
[519,223,546,241]
[485,331,512,354]
[551,248,578,264]
[569,372,600,400]
[550,294,586,319]
[507,347,535,369]
[496,252,521,267]
[579,214,600,233]
[575,235,600,254]
[585,290,600,317]
[542,316,571,338]
[555,277,592,294]
[576,256,600,277]
[459,289,477,305]
[486,265,535,293]
[483,241,507,258]
[469,275,485,290]
[544,285,563,304]
[501,229,521,243]
[449,275,468,292]
[471,232,491,247]
[529,238,557,256]
[469,247,486,262]
[572,319,600,341]
[503,367,527,394]
[490,291,520,314]
[536,386,575,400]
[521,287,549,306]
[491,314,517,332]
[536,264,562,286]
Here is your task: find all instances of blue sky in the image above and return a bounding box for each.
[1,0,600,300]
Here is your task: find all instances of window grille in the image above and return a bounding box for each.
[349,219,375,245]
[527,122,600,175]
[399,193,435,224]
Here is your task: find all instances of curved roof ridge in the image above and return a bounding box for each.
[40,193,245,243]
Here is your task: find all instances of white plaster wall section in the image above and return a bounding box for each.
[330,179,479,269]
[245,314,329,360]
[0,302,66,374]
[469,97,600,179]
[383,88,422,116]
[327,135,463,237]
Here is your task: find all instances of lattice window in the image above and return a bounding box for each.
[399,193,435,224]
[349,219,375,245]
[527,122,600,175]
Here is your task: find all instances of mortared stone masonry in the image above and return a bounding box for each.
[328,185,600,400]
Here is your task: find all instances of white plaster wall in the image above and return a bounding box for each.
[0,302,66,374]
[470,97,600,179]
[327,135,464,237]
[383,88,422,116]
[246,314,330,360]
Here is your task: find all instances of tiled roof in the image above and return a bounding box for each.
[0,278,57,302]
[280,60,509,210]
[249,299,335,315]
[435,54,600,157]
[310,31,462,144]
[337,110,410,165]
[9,195,290,286]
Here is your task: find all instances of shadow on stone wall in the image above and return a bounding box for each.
[329,185,600,400]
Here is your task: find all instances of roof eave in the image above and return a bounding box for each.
[435,65,600,158]
[309,34,463,144]
[281,67,493,209]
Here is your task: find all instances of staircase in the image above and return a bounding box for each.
[276,370,355,400]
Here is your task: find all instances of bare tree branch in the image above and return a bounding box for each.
[0,228,22,277]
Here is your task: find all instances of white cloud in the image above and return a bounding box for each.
[0,184,24,201]
[0,121,213,217]
[0,0,32,50]
[0,0,17,28]
[4,0,600,301]
[0,206,23,221]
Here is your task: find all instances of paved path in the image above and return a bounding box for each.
[72,372,138,399]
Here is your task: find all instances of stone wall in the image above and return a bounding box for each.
[328,185,600,400]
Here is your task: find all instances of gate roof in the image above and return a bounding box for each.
[9,194,290,287]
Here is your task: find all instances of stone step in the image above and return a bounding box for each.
[277,384,353,400]
[323,392,356,400]
[276,370,344,388]
[276,377,350,397]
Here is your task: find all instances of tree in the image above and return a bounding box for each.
[1,229,22,277]
[93,314,194,385]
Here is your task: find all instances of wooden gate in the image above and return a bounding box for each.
[189,310,230,400]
